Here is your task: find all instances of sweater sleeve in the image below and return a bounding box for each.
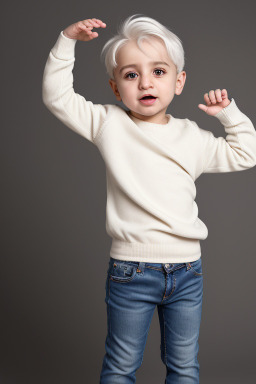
[42,31,109,143]
[197,98,256,173]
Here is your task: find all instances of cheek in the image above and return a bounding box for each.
[163,80,176,93]
[120,84,136,98]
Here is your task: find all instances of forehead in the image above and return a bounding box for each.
[116,37,171,66]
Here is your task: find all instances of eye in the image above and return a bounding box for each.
[154,68,166,76]
[125,72,137,79]
[124,68,166,79]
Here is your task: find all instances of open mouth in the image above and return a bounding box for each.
[140,95,156,100]
[139,95,157,105]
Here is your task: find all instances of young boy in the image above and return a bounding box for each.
[42,15,256,384]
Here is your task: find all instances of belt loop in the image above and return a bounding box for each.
[137,262,145,274]
[186,262,191,271]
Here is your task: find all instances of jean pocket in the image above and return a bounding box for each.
[109,260,138,283]
[188,258,203,277]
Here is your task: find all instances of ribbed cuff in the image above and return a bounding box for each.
[214,98,244,126]
[51,31,77,60]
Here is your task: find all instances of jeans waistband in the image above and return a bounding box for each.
[137,261,189,274]
[110,258,190,274]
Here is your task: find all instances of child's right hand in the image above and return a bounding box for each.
[63,18,106,41]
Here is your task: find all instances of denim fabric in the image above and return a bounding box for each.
[99,257,203,384]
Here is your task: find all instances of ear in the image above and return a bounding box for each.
[109,78,122,101]
[175,71,186,95]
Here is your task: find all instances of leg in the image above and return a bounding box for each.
[100,258,156,384]
[157,259,204,384]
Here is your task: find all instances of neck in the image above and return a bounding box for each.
[128,111,169,125]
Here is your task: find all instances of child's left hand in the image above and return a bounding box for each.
[198,89,231,116]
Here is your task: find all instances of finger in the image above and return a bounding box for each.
[80,20,96,35]
[84,19,100,29]
[82,19,100,29]
[81,20,94,29]
[86,31,98,39]
[89,19,102,28]
[198,103,208,112]
[221,89,228,99]
[215,89,222,103]
[89,18,105,28]
[204,93,211,106]
[92,18,107,27]
[209,90,216,104]
[92,18,106,26]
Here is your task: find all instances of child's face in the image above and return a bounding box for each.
[109,37,186,124]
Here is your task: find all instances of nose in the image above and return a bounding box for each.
[139,73,153,90]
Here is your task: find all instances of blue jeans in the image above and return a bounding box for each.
[99,257,204,384]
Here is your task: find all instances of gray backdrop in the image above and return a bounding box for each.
[1,0,256,383]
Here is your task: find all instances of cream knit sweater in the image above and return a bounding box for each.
[42,31,256,263]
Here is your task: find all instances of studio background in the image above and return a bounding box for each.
[1,0,256,383]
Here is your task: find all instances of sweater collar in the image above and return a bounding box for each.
[125,110,174,130]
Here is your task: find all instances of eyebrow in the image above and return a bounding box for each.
[119,61,170,74]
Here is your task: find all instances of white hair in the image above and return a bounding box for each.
[100,14,185,80]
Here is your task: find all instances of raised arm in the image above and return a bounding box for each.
[42,18,109,143]
[197,89,256,173]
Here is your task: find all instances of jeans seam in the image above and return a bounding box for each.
[188,263,203,277]
[145,265,162,271]
[163,308,167,365]
[161,273,168,304]
[109,276,136,283]
[192,271,203,276]
[140,320,152,367]
[165,275,176,300]
[107,277,111,350]
[161,273,176,302]
[109,266,137,283]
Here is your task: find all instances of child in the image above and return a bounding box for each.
[42,14,256,384]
